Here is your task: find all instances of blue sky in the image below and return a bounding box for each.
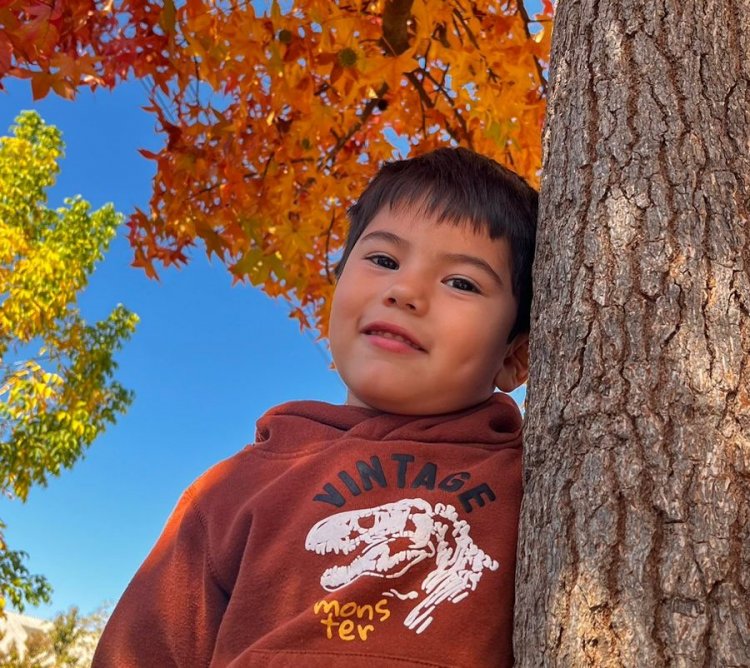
[1,77,525,619]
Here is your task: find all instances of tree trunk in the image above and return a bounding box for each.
[515,1,750,665]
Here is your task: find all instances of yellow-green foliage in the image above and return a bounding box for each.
[0,111,137,612]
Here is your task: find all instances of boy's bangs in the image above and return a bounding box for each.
[384,185,492,236]
[376,176,534,244]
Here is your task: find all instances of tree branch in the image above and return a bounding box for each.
[319,82,390,169]
[381,0,415,55]
[515,0,548,95]
[406,70,467,146]
[419,68,471,145]
[405,71,434,109]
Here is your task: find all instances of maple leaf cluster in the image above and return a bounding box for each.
[1,0,554,335]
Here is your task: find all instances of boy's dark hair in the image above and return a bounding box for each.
[336,147,538,339]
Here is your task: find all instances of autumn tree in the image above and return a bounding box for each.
[0,112,137,613]
[0,0,552,332]
[515,0,749,664]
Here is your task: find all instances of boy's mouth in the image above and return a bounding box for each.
[362,322,426,351]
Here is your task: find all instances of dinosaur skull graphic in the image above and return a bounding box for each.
[305,498,498,633]
[306,498,438,589]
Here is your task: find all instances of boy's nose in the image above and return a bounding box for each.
[382,281,427,314]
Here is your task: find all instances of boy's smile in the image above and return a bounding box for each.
[362,321,426,352]
[329,204,528,415]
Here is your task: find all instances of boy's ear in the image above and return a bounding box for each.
[494,332,529,393]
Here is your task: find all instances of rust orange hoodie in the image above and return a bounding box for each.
[93,394,522,667]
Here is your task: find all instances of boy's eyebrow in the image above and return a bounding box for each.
[359,230,406,247]
[359,230,504,287]
[443,253,505,288]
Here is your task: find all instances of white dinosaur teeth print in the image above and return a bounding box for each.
[305,498,498,634]
[383,588,418,601]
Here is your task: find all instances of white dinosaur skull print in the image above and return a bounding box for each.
[304,498,499,634]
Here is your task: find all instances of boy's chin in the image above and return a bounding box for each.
[344,388,494,416]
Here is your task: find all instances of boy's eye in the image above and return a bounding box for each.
[366,254,399,270]
[445,277,480,293]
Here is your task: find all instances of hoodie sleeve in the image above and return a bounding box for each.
[92,487,228,667]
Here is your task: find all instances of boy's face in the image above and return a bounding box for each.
[329,203,529,415]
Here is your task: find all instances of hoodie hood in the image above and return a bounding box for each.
[253,393,522,455]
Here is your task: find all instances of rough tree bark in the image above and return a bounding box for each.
[515,1,750,665]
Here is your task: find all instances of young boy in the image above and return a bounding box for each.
[93,147,538,667]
